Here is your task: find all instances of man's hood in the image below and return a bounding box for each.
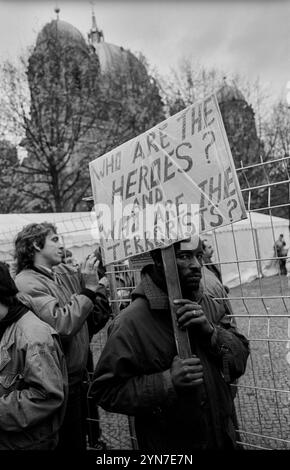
[131,281,146,301]
[131,263,204,309]
[131,264,170,311]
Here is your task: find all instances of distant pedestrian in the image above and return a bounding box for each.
[274,234,287,275]
[274,234,284,257]
[280,241,288,275]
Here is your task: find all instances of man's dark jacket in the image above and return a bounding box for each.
[90,266,249,451]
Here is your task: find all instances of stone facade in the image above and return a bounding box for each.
[217,82,263,169]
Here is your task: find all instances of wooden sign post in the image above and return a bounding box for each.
[161,245,192,359]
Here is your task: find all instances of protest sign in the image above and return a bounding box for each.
[89,93,246,265]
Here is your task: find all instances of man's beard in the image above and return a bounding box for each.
[180,270,201,299]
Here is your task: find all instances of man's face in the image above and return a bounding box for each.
[175,243,203,292]
[37,231,63,268]
[203,240,214,260]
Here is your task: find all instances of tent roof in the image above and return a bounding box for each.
[214,211,289,233]
[0,212,97,259]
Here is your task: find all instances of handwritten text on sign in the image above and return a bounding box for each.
[89,94,246,264]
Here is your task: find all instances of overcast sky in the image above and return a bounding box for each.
[0,0,289,103]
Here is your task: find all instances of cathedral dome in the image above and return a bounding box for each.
[93,41,146,78]
[87,12,146,82]
[36,19,87,49]
[216,81,246,104]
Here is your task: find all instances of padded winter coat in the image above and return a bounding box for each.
[15,264,110,386]
[90,268,249,451]
[0,306,68,450]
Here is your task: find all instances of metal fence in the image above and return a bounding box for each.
[87,155,290,450]
[1,155,289,450]
[224,156,290,450]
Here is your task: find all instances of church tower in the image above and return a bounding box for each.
[88,10,104,47]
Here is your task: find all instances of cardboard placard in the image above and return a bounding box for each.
[89,93,246,265]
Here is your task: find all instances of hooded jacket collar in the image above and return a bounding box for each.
[132,264,204,310]
[132,265,170,310]
[32,264,54,281]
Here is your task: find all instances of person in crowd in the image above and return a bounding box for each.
[94,248,133,311]
[274,234,284,258]
[202,239,223,283]
[89,236,249,451]
[60,247,78,269]
[280,241,288,275]
[114,274,132,311]
[274,234,287,275]
[201,239,243,440]
[0,261,68,450]
[201,239,231,311]
[14,222,111,451]
[274,234,288,275]
[80,246,109,450]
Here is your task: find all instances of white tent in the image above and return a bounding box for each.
[205,212,289,288]
[0,212,98,264]
[0,211,288,287]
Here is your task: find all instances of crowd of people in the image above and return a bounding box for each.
[0,222,250,451]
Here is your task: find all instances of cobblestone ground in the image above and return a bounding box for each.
[230,275,290,450]
[89,275,290,450]
[89,326,133,450]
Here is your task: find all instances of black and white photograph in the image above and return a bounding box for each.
[0,0,289,457]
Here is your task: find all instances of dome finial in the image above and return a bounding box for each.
[54,3,60,20]
[91,1,97,30]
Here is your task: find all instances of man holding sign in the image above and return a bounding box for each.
[89,93,249,450]
[89,236,249,451]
